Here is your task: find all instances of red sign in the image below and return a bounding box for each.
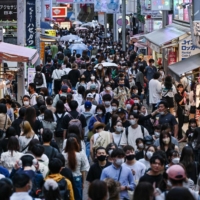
[52,7,67,18]
[54,18,66,22]
[168,51,177,66]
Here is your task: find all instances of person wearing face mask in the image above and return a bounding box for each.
[156,101,178,139]
[116,108,130,128]
[125,99,134,113]
[158,131,179,163]
[112,121,124,148]
[130,86,139,96]
[83,64,96,83]
[123,145,146,185]
[135,138,145,160]
[22,95,31,108]
[87,74,101,93]
[138,145,156,171]
[90,84,100,104]
[100,82,114,99]
[105,143,118,163]
[139,155,164,188]
[95,64,105,84]
[28,83,38,106]
[120,113,149,150]
[102,94,112,113]
[166,150,180,169]
[153,125,162,141]
[100,148,135,200]
[86,147,111,183]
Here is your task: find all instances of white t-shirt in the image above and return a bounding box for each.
[138,158,150,171]
[122,161,146,183]
[120,125,149,150]
[149,79,162,104]
[112,132,123,147]
[79,104,96,115]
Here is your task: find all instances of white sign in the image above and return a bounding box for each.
[98,12,104,25]
[28,68,35,84]
[150,42,160,53]
[45,0,50,5]
[179,36,200,60]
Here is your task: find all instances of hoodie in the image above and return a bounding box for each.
[82,111,93,138]
[45,173,74,200]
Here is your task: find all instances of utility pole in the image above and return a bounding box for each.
[113,14,116,41]
[104,13,107,37]
[122,0,126,51]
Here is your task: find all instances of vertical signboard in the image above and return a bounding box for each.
[168,51,177,65]
[26,0,36,47]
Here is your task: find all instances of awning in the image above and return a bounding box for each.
[169,53,200,77]
[40,34,58,42]
[134,42,147,48]
[0,42,39,65]
[144,23,190,48]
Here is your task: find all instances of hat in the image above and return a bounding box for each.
[117,108,126,114]
[93,121,105,132]
[144,135,153,145]
[105,82,111,87]
[167,165,186,180]
[61,85,68,92]
[86,93,93,99]
[90,84,96,90]
[84,101,92,109]
[125,99,134,105]
[131,94,140,99]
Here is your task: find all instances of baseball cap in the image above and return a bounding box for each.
[61,85,68,92]
[167,165,186,180]
[117,108,126,114]
[84,101,92,109]
[125,99,134,105]
[86,93,93,99]
[90,84,96,90]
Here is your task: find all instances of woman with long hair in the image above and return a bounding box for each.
[18,120,38,153]
[111,120,124,148]
[175,83,187,139]
[75,74,87,90]
[1,136,23,172]
[0,103,11,130]
[87,74,101,93]
[62,137,89,200]
[24,107,43,135]
[161,75,177,115]
[73,85,85,107]
[158,131,179,162]
[180,146,199,185]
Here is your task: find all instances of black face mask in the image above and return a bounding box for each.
[97,155,107,162]
[126,154,135,161]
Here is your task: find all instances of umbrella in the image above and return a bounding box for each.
[81,22,96,28]
[60,34,82,41]
[73,20,82,25]
[75,27,88,31]
[40,21,53,29]
[69,43,88,55]
[94,62,118,68]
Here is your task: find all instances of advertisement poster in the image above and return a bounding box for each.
[179,36,200,60]
[94,0,119,13]
[26,0,36,47]
[151,0,171,10]
[168,51,177,65]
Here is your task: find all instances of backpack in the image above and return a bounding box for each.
[64,48,71,56]
[57,178,70,200]
[54,113,65,137]
[125,125,144,145]
[34,73,43,86]
[44,64,52,82]
[68,113,83,138]
[116,87,128,95]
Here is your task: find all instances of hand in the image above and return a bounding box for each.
[120,186,126,191]
[14,160,21,170]
[34,161,39,171]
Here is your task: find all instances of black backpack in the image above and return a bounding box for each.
[34,73,43,86]
[44,64,52,82]
[54,113,65,137]
[57,178,70,200]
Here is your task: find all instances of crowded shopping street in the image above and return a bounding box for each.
[0,0,200,200]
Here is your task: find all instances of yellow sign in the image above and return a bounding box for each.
[40,42,45,61]
[44,30,56,37]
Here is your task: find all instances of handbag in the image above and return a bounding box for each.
[0,115,7,139]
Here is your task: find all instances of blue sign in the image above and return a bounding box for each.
[26,0,36,47]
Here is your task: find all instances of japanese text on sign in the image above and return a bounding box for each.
[0,0,17,21]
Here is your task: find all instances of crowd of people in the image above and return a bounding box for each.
[0,25,199,200]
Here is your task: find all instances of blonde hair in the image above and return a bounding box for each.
[21,120,35,138]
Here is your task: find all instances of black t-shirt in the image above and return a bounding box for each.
[43,145,58,160]
[11,117,23,136]
[186,129,194,142]
[62,110,87,130]
[139,173,163,187]
[67,69,80,87]
[135,151,144,160]
[32,120,43,135]
[86,161,111,183]
[122,120,130,128]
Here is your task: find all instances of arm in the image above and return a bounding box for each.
[175,145,179,152]
[90,135,94,159]
[127,169,135,191]
[43,73,47,87]
[88,116,96,131]
[81,171,85,189]
[174,124,178,139]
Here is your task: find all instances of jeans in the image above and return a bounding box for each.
[85,141,90,161]
[73,176,82,200]
[47,82,52,96]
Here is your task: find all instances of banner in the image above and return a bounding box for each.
[56,0,94,3]
[94,0,119,13]
[0,0,17,21]
[26,0,36,47]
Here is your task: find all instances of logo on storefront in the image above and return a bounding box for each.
[52,7,67,18]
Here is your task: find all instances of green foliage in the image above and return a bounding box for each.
[137,0,145,23]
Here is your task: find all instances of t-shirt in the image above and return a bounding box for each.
[138,158,150,171]
[122,161,146,183]
[122,120,130,128]
[68,69,81,87]
[120,125,149,150]
[112,132,123,147]
[43,145,58,160]
[86,161,111,183]
[62,110,87,131]
[139,173,163,187]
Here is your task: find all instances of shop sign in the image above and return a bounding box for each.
[40,42,45,62]
[151,0,171,11]
[45,30,56,37]
[179,36,200,60]
[52,7,67,18]
[168,51,177,65]
[150,42,160,53]
[28,67,35,84]
[0,0,17,21]
[26,0,36,47]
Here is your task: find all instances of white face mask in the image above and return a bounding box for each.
[91,76,95,80]
[134,100,139,103]
[106,87,111,91]
[108,149,113,155]
[126,104,132,110]
[105,78,109,82]
[138,143,144,149]
[135,90,138,94]
[172,157,180,164]
[97,111,103,115]
[104,101,111,106]
[115,158,124,166]
[23,101,29,106]
[167,180,172,187]
[112,106,117,111]
[129,119,136,126]
[133,110,138,113]
[146,151,153,159]
[160,111,165,115]
[115,126,123,132]
[154,132,160,138]
[98,66,103,70]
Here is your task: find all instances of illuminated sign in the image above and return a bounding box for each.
[151,0,171,10]
[52,7,67,18]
